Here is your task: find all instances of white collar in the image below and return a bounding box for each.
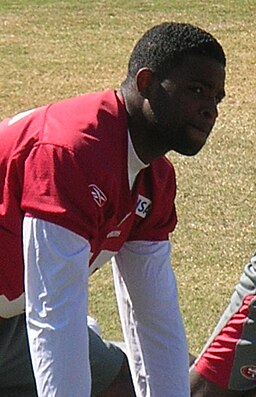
[127,130,148,190]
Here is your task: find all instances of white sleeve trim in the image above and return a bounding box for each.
[0,293,25,318]
[23,217,91,397]
[112,240,190,397]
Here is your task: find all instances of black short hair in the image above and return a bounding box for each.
[126,22,226,81]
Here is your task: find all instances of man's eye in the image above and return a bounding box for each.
[190,86,203,94]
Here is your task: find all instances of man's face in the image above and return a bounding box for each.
[144,55,226,156]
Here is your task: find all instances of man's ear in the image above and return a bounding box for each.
[136,68,157,98]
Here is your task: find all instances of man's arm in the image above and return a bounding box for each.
[189,252,256,397]
[23,217,91,397]
[190,364,256,397]
[112,240,189,397]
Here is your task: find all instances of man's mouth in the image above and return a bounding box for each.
[188,124,212,138]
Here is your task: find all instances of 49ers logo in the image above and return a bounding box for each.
[240,365,256,381]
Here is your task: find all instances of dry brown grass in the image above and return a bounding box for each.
[0,0,255,353]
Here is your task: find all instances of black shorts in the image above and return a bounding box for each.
[0,314,124,397]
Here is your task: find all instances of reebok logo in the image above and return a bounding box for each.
[136,194,152,218]
[89,184,107,207]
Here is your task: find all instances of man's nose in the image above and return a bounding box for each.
[200,97,218,121]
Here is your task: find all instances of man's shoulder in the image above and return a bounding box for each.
[47,89,123,119]
[41,90,127,147]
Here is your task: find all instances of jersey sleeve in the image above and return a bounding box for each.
[21,143,98,241]
[194,252,256,390]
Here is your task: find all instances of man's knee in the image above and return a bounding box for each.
[96,355,135,397]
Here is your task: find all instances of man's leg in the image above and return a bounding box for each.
[88,327,135,397]
[0,315,135,397]
[0,315,37,397]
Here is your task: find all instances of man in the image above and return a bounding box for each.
[190,251,256,397]
[0,22,226,397]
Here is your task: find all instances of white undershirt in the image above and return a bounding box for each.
[24,221,189,397]
[127,130,148,189]
[23,131,189,397]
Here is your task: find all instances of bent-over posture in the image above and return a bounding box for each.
[0,22,226,397]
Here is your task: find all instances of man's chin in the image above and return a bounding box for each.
[173,144,205,156]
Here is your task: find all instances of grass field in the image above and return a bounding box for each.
[0,0,255,355]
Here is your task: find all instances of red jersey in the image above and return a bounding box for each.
[0,90,177,308]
